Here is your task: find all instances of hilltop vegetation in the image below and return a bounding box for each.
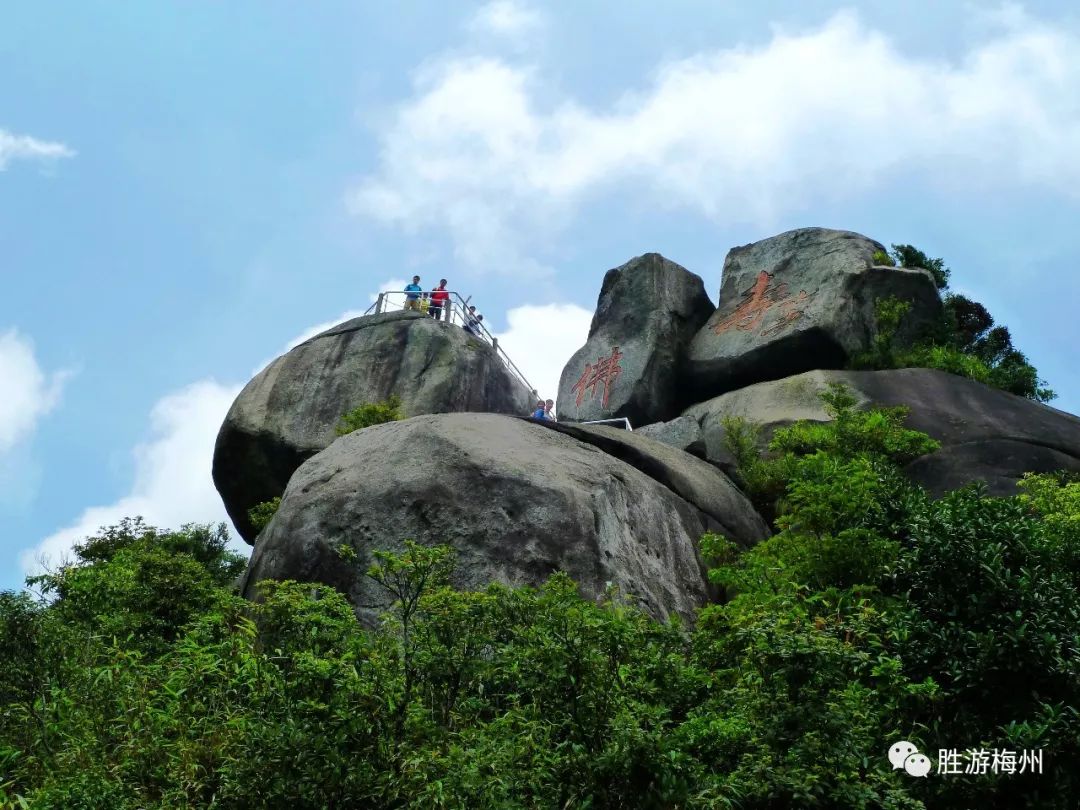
[855,244,1054,402]
[3,390,1079,809]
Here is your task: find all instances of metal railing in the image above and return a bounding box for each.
[364,289,536,397]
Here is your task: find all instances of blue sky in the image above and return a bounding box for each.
[3,1,1079,588]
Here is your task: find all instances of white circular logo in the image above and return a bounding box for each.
[888,741,932,777]
[888,741,919,770]
[904,753,932,778]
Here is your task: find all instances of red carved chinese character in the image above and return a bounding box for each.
[712,270,813,337]
[712,271,777,335]
[571,346,623,408]
[761,289,813,337]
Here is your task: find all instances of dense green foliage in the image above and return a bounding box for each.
[247,497,282,533]
[853,245,1054,401]
[336,395,405,436]
[716,389,1080,807]
[936,293,1055,401]
[3,394,1079,808]
[872,249,895,267]
[23,519,245,657]
[890,244,949,289]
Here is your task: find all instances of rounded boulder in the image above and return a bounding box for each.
[240,413,767,625]
[214,312,534,541]
[687,228,943,397]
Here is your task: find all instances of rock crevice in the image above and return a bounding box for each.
[524,418,768,545]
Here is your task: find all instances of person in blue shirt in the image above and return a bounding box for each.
[403,276,423,311]
[531,399,546,419]
[463,305,484,337]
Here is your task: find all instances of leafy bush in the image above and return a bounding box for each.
[851,296,912,370]
[713,390,1080,807]
[894,343,992,383]
[872,248,896,266]
[719,415,791,516]
[886,485,1080,807]
[2,541,698,808]
[336,394,404,436]
[851,247,1054,401]
[723,384,937,525]
[891,243,950,289]
[1017,472,1080,575]
[770,383,939,464]
[247,496,281,533]
[26,518,243,655]
[684,578,934,809]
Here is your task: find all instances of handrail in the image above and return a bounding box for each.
[367,289,537,397]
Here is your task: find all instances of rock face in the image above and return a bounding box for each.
[557,253,714,426]
[241,413,767,625]
[213,227,1080,635]
[686,228,942,398]
[638,368,1080,496]
[214,312,535,542]
[529,420,768,545]
[636,415,712,464]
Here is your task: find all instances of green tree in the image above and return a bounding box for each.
[939,293,1054,400]
[850,275,1054,402]
[247,497,281,533]
[5,430,1080,808]
[27,518,244,654]
[715,388,1080,808]
[891,243,950,289]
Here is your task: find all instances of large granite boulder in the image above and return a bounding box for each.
[529,419,768,545]
[241,413,767,625]
[638,368,1080,496]
[214,312,534,542]
[557,253,714,426]
[686,228,943,397]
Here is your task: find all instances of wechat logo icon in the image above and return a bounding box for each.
[889,741,932,777]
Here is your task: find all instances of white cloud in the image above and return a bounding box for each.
[368,277,412,310]
[347,56,562,274]
[467,0,544,38]
[284,277,410,351]
[275,309,370,357]
[493,302,592,410]
[350,9,1080,271]
[253,277,411,375]
[0,329,69,453]
[27,286,430,578]
[22,379,245,577]
[18,293,587,578]
[0,128,74,171]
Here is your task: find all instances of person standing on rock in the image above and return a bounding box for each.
[544,399,555,420]
[403,276,423,311]
[463,306,484,337]
[429,279,449,321]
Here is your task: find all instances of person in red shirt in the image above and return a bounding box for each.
[429,279,449,321]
